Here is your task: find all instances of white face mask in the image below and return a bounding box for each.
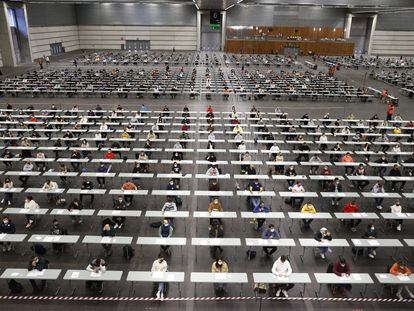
[270,229,275,232]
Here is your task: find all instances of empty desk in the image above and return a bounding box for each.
[351,239,403,262]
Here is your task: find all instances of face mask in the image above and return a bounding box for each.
[371,226,375,230]
[3,220,8,224]
[158,259,163,263]
[270,229,275,232]
[118,199,123,202]
[164,223,169,227]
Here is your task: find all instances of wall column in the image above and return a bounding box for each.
[221,10,226,51]
[196,10,202,51]
[0,1,16,66]
[344,13,353,39]
[367,14,378,55]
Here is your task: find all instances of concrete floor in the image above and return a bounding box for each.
[0,53,413,311]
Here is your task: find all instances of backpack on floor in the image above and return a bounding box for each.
[8,279,23,294]
[122,245,135,260]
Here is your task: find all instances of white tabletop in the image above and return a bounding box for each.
[29,234,80,244]
[314,273,374,284]
[299,238,349,247]
[351,239,403,247]
[97,210,142,217]
[136,237,187,246]
[191,238,241,246]
[191,272,248,283]
[127,271,185,282]
[375,273,414,284]
[82,235,133,244]
[253,273,311,284]
[63,270,123,281]
[1,268,61,280]
[246,238,296,247]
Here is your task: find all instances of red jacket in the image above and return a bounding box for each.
[104,152,115,159]
[333,261,350,276]
[343,202,359,213]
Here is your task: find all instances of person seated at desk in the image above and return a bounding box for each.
[96,162,111,189]
[101,221,115,257]
[20,138,32,158]
[50,218,67,255]
[206,140,215,150]
[159,219,173,255]
[211,258,229,297]
[342,199,361,232]
[301,201,317,229]
[208,198,223,214]
[42,179,59,203]
[147,130,157,142]
[374,156,388,176]
[151,253,168,300]
[248,178,263,210]
[62,131,74,148]
[68,198,83,224]
[269,143,280,160]
[331,256,351,295]
[24,195,40,229]
[318,133,328,151]
[86,258,106,294]
[1,150,14,168]
[241,151,252,171]
[362,223,378,259]
[171,151,183,162]
[206,164,220,178]
[390,199,404,231]
[328,177,343,207]
[27,255,49,293]
[389,164,405,192]
[329,143,342,162]
[0,216,15,252]
[314,227,332,259]
[70,149,81,172]
[207,130,215,142]
[80,139,91,159]
[289,181,305,208]
[2,178,14,206]
[252,200,270,231]
[112,196,127,229]
[341,152,354,175]
[295,142,311,162]
[233,124,243,134]
[234,132,243,145]
[309,154,323,175]
[209,218,224,259]
[271,255,293,297]
[261,224,281,256]
[370,181,386,210]
[80,178,94,205]
[121,180,138,206]
[104,149,115,160]
[389,260,414,299]
[353,164,369,191]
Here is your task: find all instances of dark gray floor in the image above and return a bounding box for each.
[0,54,413,311]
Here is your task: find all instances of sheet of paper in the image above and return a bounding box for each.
[11,272,20,277]
[111,211,120,215]
[398,276,410,281]
[352,213,361,217]
[101,237,111,243]
[378,274,388,279]
[361,213,368,217]
[167,275,175,281]
[0,233,6,240]
[90,272,101,278]
[71,272,79,278]
[43,236,54,242]
[53,236,61,242]
[353,239,361,245]
[368,240,379,246]
[156,238,166,244]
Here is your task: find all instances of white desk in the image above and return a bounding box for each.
[3,208,48,215]
[361,192,401,198]
[0,268,61,280]
[145,211,189,218]
[320,192,360,198]
[50,209,95,216]
[298,238,349,261]
[253,273,311,296]
[109,190,149,196]
[0,233,27,242]
[191,272,248,296]
[194,190,234,197]
[193,211,237,218]
[314,273,373,296]
[151,190,191,196]
[127,271,185,296]
[97,210,142,217]
[29,234,80,244]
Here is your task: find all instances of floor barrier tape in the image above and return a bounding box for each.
[0,296,413,303]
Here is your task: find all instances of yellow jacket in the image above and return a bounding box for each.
[211,261,229,273]
[301,203,316,214]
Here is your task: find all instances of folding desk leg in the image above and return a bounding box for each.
[301,284,306,297]
[300,247,306,263]
[240,284,243,297]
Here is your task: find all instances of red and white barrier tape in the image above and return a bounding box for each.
[0,296,413,303]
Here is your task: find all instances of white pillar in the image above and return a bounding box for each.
[196,10,202,51]
[344,13,353,39]
[367,14,378,55]
[221,10,226,51]
[0,1,17,66]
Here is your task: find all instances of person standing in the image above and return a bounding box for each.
[151,253,168,300]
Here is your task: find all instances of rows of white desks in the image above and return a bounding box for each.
[1,268,412,297]
[1,188,413,200]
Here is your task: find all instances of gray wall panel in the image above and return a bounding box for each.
[376,12,414,31]
[75,3,196,26]
[26,3,77,27]
[227,6,346,27]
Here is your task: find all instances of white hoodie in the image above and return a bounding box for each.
[271,257,292,276]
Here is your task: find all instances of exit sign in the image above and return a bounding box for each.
[211,24,220,30]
